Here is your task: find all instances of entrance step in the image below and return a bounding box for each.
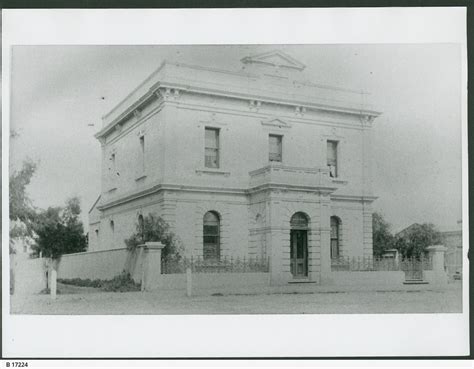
[288,280,317,284]
[403,280,429,285]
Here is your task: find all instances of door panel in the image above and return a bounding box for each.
[290,230,308,277]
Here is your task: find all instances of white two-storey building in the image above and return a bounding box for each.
[89,50,381,284]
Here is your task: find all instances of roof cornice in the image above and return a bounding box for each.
[96,61,382,140]
[159,81,382,117]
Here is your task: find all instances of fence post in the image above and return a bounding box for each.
[141,265,146,292]
[50,269,57,300]
[186,267,192,297]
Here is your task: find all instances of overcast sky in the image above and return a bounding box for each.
[9,44,463,233]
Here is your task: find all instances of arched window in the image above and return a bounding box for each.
[290,212,309,230]
[138,214,144,236]
[203,211,220,260]
[330,216,340,259]
[95,229,99,238]
[110,220,115,233]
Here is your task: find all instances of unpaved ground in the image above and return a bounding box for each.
[10,283,462,315]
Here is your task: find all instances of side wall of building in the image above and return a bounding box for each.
[100,102,166,204]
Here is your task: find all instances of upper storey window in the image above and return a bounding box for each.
[327,140,338,178]
[107,150,119,191]
[269,134,282,162]
[110,153,116,173]
[139,135,145,175]
[205,128,220,168]
[108,152,117,181]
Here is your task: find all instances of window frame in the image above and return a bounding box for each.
[204,127,220,169]
[110,153,116,173]
[330,216,340,259]
[327,140,338,178]
[269,134,283,163]
[203,211,221,261]
[139,135,145,174]
[138,214,144,237]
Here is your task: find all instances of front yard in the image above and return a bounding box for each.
[10,282,462,314]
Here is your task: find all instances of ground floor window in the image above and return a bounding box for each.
[138,214,144,237]
[330,216,340,259]
[203,211,220,260]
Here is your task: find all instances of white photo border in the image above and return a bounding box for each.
[2,7,469,358]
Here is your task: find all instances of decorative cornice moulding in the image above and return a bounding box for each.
[261,117,292,129]
[241,50,306,71]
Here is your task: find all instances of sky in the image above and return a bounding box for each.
[9,44,463,233]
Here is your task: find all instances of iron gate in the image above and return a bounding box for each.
[400,256,432,281]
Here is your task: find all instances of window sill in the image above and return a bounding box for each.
[196,169,231,177]
[135,174,147,182]
[331,178,348,185]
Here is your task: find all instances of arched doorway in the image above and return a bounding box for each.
[290,212,309,278]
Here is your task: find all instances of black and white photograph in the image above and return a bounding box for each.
[2,8,469,359]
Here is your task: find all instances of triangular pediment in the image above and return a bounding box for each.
[261,117,292,129]
[241,50,305,71]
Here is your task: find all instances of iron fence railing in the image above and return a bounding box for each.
[331,256,433,272]
[161,256,270,274]
[399,256,433,271]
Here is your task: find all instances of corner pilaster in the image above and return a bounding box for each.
[319,195,332,283]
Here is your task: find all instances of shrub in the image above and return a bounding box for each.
[101,272,141,292]
[124,213,183,261]
[58,277,102,288]
[58,272,141,292]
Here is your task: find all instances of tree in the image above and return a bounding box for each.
[31,197,87,260]
[372,212,395,257]
[9,158,38,254]
[394,223,442,258]
[10,129,40,251]
[9,159,38,227]
[125,213,183,260]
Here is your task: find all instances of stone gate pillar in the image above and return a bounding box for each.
[141,241,165,291]
[427,245,448,286]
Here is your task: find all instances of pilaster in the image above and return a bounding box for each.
[319,195,332,283]
[363,202,373,257]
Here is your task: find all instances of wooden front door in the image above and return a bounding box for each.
[290,230,308,277]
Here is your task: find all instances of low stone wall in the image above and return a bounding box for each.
[57,247,146,282]
[423,270,448,286]
[152,272,270,292]
[12,256,48,295]
[56,247,270,293]
[325,271,405,286]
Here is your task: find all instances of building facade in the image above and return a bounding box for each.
[89,50,380,284]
